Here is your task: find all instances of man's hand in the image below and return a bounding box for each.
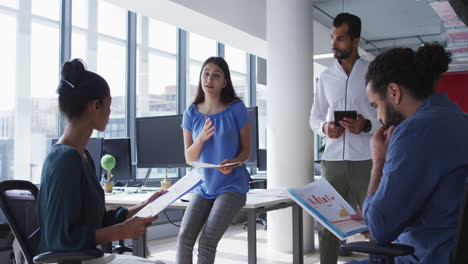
[371,125,395,165]
[350,206,371,238]
[197,116,215,143]
[339,114,367,134]
[367,125,396,195]
[121,215,158,239]
[323,122,344,138]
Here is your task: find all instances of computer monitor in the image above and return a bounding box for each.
[50,137,103,179]
[258,149,267,171]
[246,107,259,168]
[102,138,132,182]
[136,114,187,168]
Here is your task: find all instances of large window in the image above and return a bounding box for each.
[71,0,127,139]
[0,0,60,183]
[187,33,217,106]
[136,16,178,181]
[1,1,260,184]
[225,45,249,105]
[136,16,177,118]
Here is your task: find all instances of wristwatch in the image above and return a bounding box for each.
[363,119,372,133]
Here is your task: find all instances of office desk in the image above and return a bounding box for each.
[105,189,304,264]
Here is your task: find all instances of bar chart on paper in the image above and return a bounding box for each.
[287,178,368,240]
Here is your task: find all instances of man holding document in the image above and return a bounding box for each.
[348,43,468,264]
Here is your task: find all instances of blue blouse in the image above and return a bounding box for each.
[37,144,128,252]
[182,100,250,199]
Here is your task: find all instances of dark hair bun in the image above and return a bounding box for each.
[58,59,87,93]
[416,42,452,83]
[57,58,110,120]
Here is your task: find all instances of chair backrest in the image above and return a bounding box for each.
[452,177,468,264]
[0,180,41,264]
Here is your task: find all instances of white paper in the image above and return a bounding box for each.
[135,170,203,217]
[188,161,241,168]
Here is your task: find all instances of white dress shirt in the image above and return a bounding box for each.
[309,58,380,161]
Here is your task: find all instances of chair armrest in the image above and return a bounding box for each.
[341,241,414,257]
[33,249,103,263]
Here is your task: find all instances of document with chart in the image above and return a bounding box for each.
[287,178,368,240]
[135,170,203,218]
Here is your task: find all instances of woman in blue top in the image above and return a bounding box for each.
[36,59,166,263]
[176,57,251,264]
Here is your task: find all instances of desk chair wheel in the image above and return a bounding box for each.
[242,218,267,230]
[112,240,132,254]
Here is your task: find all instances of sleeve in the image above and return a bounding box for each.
[181,106,193,132]
[103,208,128,227]
[362,105,381,135]
[362,130,440,243]
[40,151,96,251]
[309,77,328,137]
[233,100,249,129]
[367,117,381,135]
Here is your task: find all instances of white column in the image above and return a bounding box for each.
[266,0,315,253]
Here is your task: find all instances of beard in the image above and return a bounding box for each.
[383,102,405,129]
[333,46,353,60]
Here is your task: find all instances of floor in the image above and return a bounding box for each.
[145,223,368,264]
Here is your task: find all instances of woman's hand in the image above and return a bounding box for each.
[217,159,239,174]
[197,116,215,143]
[121,215,157,239]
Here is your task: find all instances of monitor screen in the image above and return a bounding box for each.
[136,115,187,168]
[136,107,259,169]
[50,138,103,180]
[245,107,259,168]
[102,138,132,182]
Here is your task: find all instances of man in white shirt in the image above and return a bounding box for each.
[309,13,379,264]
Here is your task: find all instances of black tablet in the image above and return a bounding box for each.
[334,111,357,126]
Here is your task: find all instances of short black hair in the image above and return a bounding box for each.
[333,13,361,39]
[57,59,110,120]
[366,42,452,100]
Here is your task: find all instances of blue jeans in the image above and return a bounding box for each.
[176,192,246,264]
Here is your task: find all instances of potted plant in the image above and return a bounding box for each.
[160,168,171,190]
[101,154,116,193]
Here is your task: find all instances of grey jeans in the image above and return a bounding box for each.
[176,192,246,264]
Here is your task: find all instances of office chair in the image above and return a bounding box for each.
[111,240,133,254]
[0,180,103,264]
[340,177,468,264]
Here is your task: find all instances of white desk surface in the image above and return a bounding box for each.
[105,188,292,210]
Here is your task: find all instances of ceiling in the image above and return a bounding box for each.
[312,0,468,71]
[109,0,468,71]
